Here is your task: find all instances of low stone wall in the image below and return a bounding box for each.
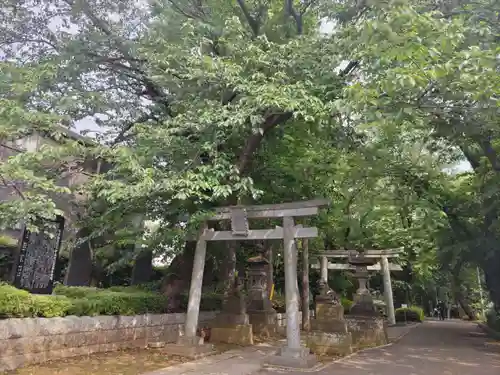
[0,311,217,372]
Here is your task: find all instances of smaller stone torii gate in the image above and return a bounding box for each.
[166,199,329,369]
[315,249,401,325]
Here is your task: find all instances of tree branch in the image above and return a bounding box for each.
[476,137,500,172]
[110,112,158,146]
[65,0,173,141]
[236,0,260,36]
[236,112,292,174]
[459,145,481,171]
[0,173,26,200]
[300,0,319,15]
[285,0,303,35]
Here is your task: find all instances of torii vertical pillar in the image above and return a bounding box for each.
[265,216,317,369]
[164,224,215,358]
[184,225,209,339]
[321,256,328,283]
[283,216,301,351]
[380,256,396,325]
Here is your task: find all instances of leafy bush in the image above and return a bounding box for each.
[0,284,35,318]
[0,284,73,318]
[32,295,73,318]
[53,284,100,299]
[0,284,169,318]
[341,297,353,313]
[57,286,169,316]
[179,290,223,312]
[109,281,162,293]
[0,235,17,248]
[395,306,425,322]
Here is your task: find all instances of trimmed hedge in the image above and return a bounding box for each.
[0,284,169,318]
[395,306,425,322]
[0,284,72,318]
[54,285,169,316]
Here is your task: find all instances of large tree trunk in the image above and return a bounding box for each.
[64,228,93,286]
[161,241,197,311]
[131,250,153,285]
[160,241,217,311]
[455,290,476,320]
[483,254,500,311]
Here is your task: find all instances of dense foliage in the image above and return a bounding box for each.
[0,0,498,325]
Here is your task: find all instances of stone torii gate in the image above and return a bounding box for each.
[166,199,328,369]
[315,249,401,325]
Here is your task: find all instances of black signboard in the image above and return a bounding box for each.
[13,215,65,294]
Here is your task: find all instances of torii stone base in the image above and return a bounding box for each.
[210,314,254,346]
[210,278,255,346]
[162,336,216,360]
[345,316,388,349]
[307,302,353,356]
[263,347,318,369]
[346,289,388,349]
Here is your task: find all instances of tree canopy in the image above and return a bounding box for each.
[0,0,499,314]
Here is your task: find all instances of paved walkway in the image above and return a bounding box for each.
[144,321,499,375]
[286,320,499,375]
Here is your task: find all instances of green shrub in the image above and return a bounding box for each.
[0,284,34,318]
[0,235,17,248]
[53,284,100,299]
[31,295,72,318]
[179,291,223,312]
[109,281,162,293]
[395,306,425,322]
[341,297,353,313]
[0,284,169,318]
[62,287,169,316]
[486,309,500,332]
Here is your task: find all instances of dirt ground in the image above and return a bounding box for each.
[10,348,190,375]
[8,340,250,375]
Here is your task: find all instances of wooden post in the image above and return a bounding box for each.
[302,238,310,331]
[283,216,301,350]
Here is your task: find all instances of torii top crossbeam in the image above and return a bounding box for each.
[209,199,330,221]
[311,263,403,271]
[199,199,330,241]
[316,249,402,258]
